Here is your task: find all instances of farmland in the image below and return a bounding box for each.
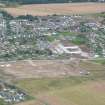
[0,59,105,105]
[1,3,105,16]
[14,59,103,105]
[15,79,105,105]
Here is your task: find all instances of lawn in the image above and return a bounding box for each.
[59,32,77,36]
[95,12,105,18]
[91,58,105,65]
[45,31,77,42]
[0,100,7,105]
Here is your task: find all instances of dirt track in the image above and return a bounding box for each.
[2,3,105,16]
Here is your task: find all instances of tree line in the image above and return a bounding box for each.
[0,0,101,4]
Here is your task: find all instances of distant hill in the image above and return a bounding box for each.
[0,0,103,4]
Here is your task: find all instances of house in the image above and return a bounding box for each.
[50,40,81,54]
[0,82,27,103]
[50,40,90,58]
[98,0,105,2]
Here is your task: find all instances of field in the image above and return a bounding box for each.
[0,59,105,105]
[1,59,105,80]
[15,78,105,105]
[1,3,105,16]
[0,60,84,80]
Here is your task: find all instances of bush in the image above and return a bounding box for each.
[72,34,88,45]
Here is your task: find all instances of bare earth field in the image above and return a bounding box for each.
[0,59,105,79]
[0,60,82,79]
[2,3,105,16]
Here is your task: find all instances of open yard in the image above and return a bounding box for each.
[1,3,105,16]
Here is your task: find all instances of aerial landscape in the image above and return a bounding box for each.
[0,0,105,105]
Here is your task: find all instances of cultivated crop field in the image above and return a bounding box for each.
[2,3,105,16]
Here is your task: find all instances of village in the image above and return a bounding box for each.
[0,81,27,104]
[0,1,104,104]
[0,11,105,61]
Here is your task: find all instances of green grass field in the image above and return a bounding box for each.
[15,78,105,105]
[91,58,105,65]
[0,99,7,105]
[46,31,77,42]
